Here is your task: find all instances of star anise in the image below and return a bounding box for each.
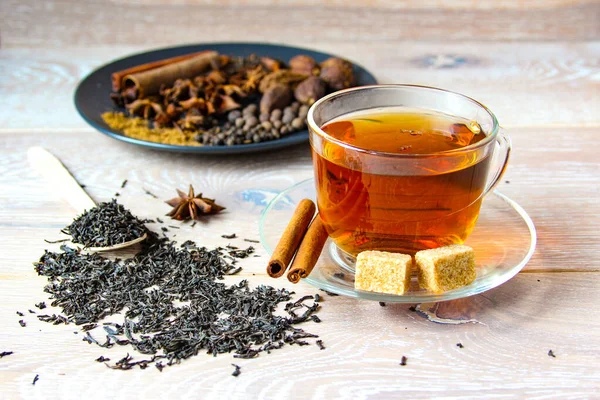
[166,185,225,221]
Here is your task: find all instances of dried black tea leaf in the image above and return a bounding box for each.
[34,225,321,371]
[44,239,70,244]
[18,320,26,327]
[548,350,556,358]
[62,200,148,247]
[32,374,39,385]
[231,364,241,377]
[37,314,69,325]
[400,356,407,366]
[0,351,13,358]
[143,188,158,198]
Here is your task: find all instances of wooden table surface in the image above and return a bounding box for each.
[1,1,599,398]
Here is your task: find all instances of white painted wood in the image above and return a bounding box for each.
[1,1,599,398]
[2,41,599,130]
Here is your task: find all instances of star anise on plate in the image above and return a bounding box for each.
[166,185,225,221]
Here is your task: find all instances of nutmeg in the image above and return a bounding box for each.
[260,56,282,72]
[319,57,356,90]
[259,70,307,93]
[289,55,319,76]
[294,76,327,105]
[260,84,293,115]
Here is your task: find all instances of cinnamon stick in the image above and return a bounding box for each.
[111,51,210,92]
[123,51,220,97]
[287,215,329,284]
[267,199,316,278]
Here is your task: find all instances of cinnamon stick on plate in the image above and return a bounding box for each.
[267,199,316,278]
[287,215,329,284]
[123,51,220,97]
[111,51,211,92]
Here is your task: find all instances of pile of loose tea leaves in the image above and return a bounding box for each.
[35,205,321,370]
[62,199,148,247]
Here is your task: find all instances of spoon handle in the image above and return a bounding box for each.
[27,147,97,214]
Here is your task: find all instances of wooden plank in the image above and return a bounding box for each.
[69,0,600,10]
[501,126,600,272]
[0,126,598,274]
[2,41,599,130]
[1,1,598,397]
[2,0,598,47]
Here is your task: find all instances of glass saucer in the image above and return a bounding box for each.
[259,178,536,303]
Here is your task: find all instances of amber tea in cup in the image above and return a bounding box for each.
[308,85,511,256]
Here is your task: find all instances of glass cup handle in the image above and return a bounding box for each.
[484,128,512,196]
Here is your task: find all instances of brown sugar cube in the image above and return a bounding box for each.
[354,251,413,295]
[415,244,476,293]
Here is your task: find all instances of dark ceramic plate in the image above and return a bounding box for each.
[74,43,378,155]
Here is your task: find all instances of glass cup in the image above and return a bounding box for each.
[307,84,511,256]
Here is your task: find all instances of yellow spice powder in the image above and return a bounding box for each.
[101,112,202,146]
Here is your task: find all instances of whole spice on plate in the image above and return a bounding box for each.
[166,185,225,221]
[123,51,220,98]
[111,51,210,92]
[260,56,282,72]
[320,57,355,90]
[289,55,320,76]
[258,70,307,93]
[260,84,293,115]
[106,51,359,148]
[294,76,327,105]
